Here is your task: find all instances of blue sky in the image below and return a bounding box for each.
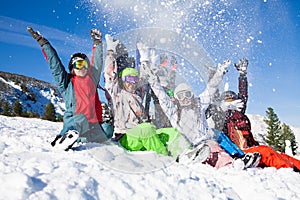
[0,0,299,127]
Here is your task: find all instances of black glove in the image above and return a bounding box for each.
[90,28,102,45]
[234,58,248,75]
[50,134,63,147]
[27,26,49,47]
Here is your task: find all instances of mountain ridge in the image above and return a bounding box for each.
[0,70,65,117]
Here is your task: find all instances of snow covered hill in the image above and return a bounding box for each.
[1,115,300,200]
[0,71,65,117]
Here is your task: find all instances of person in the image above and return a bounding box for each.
[104,38,210,163]
[138,43,260,169]
[212,58,300,171]
[103,35,168,156]
[149,54,177,129]
[27,27,108,150]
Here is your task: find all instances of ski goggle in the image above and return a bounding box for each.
[73,60,88,70]
[176,90,193,100]
[122,76,139,83]
[225,98,234,102]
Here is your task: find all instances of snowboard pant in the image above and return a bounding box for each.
[213,129,245,158]
[79,122,108,143]
[119,123,190,157]
[244,145,300,169]
[203,140,234,169]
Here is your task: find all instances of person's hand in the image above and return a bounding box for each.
[217,60,231,75]
[149,48,159,65]
[137,42,149,62]
[140,61,157,84]
[27,26,49,47]
[105,34,119,52]
[234,58,248,75]
[90,28,102,45]
[220,99,244,112]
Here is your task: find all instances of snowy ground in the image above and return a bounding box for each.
[1,115,300,200]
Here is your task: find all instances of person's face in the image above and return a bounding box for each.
[74,68,88,77]
[123,82,138,93]
[176,90,193,106]
[122,76,139,93]
[73,60,88,77]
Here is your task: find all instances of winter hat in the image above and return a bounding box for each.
[68,53,90,72]
[119,67,138,78]
[174,83,193,99]
[221,90,238,101]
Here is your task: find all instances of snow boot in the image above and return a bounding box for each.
[293,166,300,173]
[177,143,211,164]
[51,130,79,151]
[235,152,261,169]
[250,152,261,168]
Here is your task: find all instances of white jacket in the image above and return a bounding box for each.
[148,62,226,146]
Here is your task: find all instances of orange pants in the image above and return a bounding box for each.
[244,145,300,169]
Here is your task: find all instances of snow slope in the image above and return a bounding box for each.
[1,115,300,200]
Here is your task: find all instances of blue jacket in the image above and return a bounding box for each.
[42,43,103,135]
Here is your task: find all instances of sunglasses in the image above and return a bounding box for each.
[73,60,88,70]
[176,91,193,100]
[122,76,139,83]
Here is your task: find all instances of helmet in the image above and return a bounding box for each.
[174,83,193,99]
[68,53,90,72]
[221,90,238,101]
[119,67,138,78]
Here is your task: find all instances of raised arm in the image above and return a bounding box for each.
[199,60,230,110]
[138,43,180,131]
[90,29,103,84]
[104,34,119,96]
[27,27,69,94]
[235,58,249,114]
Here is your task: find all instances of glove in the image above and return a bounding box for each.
[137,42,149,62]
[50,135,63,147]
[105,34,119,52]
[149,48,159,65]
[27,26,49,47]
[234,58,248,75]
[220,99,244,112]
[140,61,157,84]
[216,60,231,75]
[90,29,102,45]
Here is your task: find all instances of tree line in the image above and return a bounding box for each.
[0,100,62,122]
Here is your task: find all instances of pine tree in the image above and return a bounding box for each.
[42,103,56,122]
[13,100,23,116]
[281,123,298,155]
[264,107,282,151]
[21,84,28,93]
[2,102,12,116]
